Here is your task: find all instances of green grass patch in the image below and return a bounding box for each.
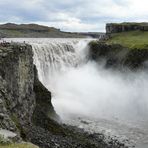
[0,29,24,37]
[0,143,38,148]
[107,31,148,49]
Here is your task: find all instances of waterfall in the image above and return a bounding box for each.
[31,38,91,86]
[5,38,92,86]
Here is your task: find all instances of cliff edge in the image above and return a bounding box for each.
[0,42,56,147]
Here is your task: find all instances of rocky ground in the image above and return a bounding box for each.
[27,123,127,148]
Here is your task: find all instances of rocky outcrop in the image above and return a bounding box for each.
[32,66,59,129]
[0,43,35,127]
[89,41,148,70]
[0,76,19,135]
[0,43,36,141]
[106,23,148,34]
[0,41,66,147]
[0,42,57,141]
[0,43,50,144]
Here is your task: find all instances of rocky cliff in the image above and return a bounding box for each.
[0,43,35,128]
[0,42,56,145]
[91,22,148,69]
[89,41,148,70]
[106,22,148,34]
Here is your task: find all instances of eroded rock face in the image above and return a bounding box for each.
[0,42,57,143]
[0,76,18,133]
[89,41,148,70]
[0,43,35,128]
[32,66,58,128]
[106,23,148,34]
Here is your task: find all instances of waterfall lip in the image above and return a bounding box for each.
[4,38,95,86]
[4,38,94,43]
[29,38,94,86]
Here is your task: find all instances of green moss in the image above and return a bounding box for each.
[106,31,148,49]
[10,115,26,139]
[0,29,24,37]
[0,143,38,148]
[11,115,19,128]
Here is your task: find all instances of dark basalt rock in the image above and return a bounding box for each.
[0,43,35,128]
[33,66,58,122]
[124,48,148,69]
[89,41,148,70]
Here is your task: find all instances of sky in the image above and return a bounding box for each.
[0,0,148,32]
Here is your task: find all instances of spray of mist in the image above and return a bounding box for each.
[29,38,148,122]
[49,61,148,121]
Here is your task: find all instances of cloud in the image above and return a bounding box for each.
[36,20,100,32]
[0,0,148,32]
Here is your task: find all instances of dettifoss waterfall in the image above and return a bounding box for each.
[6,38,148,148]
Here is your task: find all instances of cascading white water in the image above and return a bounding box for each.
[5,38,148,148]
[32,39,90,86]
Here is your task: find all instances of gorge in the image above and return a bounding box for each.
[1,37,148,148]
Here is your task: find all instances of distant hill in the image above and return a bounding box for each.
[0,23,87,38]
[76,32,105,38]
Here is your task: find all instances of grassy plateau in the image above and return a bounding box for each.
[107,31,148,49]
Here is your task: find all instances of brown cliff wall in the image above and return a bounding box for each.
[106,23,148,34]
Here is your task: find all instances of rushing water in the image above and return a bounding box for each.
[5,38,148,148]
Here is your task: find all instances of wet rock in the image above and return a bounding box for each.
[89,41,148,70]
[0,113,5,120]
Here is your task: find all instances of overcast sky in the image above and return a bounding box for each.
[0,0,148,32]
